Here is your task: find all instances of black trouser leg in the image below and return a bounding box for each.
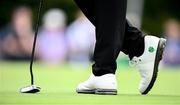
[74,0,144,76]
[122,21,145,59]
[74,0,95,25]
[93,0,127,76]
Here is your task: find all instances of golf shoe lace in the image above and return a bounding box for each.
[129,57,142,67]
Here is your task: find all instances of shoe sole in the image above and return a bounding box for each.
[95,89,117,95]
[77,89,117,95]
[142,38,166,95]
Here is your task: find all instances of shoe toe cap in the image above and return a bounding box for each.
[76,82,92,91]
[138,78,152,94]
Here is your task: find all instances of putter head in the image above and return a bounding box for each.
[20,85,41,93]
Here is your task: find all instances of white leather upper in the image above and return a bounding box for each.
[77,74,117,90]
[131,36,160,93]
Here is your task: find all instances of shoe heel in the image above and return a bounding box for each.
[159,38,166,60]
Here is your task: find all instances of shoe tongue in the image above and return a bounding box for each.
[129,53,143,60]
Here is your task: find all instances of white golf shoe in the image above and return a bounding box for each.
[76,74,117,95]
[129,36,166,95]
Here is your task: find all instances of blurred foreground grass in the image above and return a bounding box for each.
[0,61,180,105]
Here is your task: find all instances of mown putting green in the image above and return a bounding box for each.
[0,62,180,105]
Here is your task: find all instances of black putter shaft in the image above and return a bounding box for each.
[30,0,43,85]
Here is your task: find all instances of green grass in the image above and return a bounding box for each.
[0,62,180,105]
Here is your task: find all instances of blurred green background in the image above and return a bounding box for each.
[0,0,180,35]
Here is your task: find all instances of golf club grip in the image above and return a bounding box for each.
[30,0,43,85]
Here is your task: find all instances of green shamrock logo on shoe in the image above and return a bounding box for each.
[148,46,155,53]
